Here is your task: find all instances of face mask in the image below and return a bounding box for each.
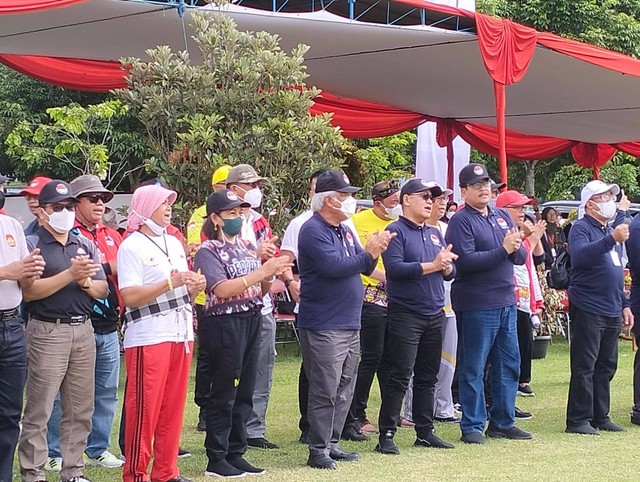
[242,188,263,208]
[331,196,357,218]
[595,200,617,219]
[383,204,402,220]
[45,208,76,234]
[446,211,455,220]
[131,209,166,235]
[221,216,243,237]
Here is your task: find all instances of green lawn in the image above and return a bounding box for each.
[38,338,640,481]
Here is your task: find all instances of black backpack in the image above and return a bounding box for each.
[546,250,571,290]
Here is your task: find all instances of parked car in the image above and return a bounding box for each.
[539,200,640,218]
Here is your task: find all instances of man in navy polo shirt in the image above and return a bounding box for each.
[376,179,457,455]
[566,180,633,435]
[446,164,532,444]
[297,170,393,470]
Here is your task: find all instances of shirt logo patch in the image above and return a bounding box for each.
[219,251,229,262]
[105,235,115,247]
[346,231,355,246]
[497,217,509,230]
[343,173,350,184]
[77,247,87,255]
[5,234,15,247]
[473,166,484,175]
[143,255,158,266]
[430,233,441,247]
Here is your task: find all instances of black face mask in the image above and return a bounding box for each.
[0,191,5,210]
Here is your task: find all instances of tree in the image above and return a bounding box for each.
[116,12,347,231]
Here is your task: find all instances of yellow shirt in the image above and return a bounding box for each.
[187,204,207,305]
[351,208,392,289]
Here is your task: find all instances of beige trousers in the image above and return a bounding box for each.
[19,318,96,482]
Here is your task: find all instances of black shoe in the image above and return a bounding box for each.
[329,447,359,462]
[514,407,533,420]
[177,448,191,459]
[517,384,535,397]
[375,431,400,455]
[299,431,310,445]
[204,459,245,478]
[226,456,265,475]
[486,422,533,440]
[565,424,600,435]
[631,412,640,426]
[434,416,461,423]
[247,437,279,449]
[341,425,369,442]
[307,454,337,470]
[414,430,455,449]
[460,432,485,444]
[197,408,206,432]
[594,420,625,432]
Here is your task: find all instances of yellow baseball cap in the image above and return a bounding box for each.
[211,165,232,186]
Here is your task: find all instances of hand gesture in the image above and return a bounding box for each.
[22,248,45,279]
[183,270,207,296]
[365,230,397,259]
[261,256,294,279]
[619,192,630,212]
[69,255,100,282]
[523,220,547,245]
[612,224,630,243]
[433,245,458,272]
[257,236,279,261]
[502,228,523,254]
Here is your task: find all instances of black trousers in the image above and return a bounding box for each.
[378,305,446,437]
[632,310,640,417]
[202,310,261,463]
[516,310,533,384]
[350,302,387,422]
[566,304,622,428]
[194,305,210,408]
[298,360,309,435]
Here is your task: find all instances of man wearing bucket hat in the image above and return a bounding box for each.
[18,180,108,482]
[566,180,633,435]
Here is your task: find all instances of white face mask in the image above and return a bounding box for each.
[242,187,263,208]
[132,209,166,235]
[331,196,357,218]
[383,204,402,220]
[45,208,76,234]
[446,211,455,220]
[595,200,617,219]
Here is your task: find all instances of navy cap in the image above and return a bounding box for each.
[315,170,360,194]
[38,180,78,206]
[205,189,250,216]
[459,163,491,188]
[400,178,433,199]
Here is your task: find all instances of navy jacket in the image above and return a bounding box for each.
[383,216,455,315]
[298,213,377,330]
[570,215,627,317]
[445,205,526,312]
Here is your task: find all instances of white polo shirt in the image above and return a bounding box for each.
[0,214,28,309]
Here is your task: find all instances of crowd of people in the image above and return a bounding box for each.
[0,161,638,481]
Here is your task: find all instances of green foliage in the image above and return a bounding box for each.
[116,12,346,231]
[547,154,640,200]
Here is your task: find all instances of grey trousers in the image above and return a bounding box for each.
[434,314,458,418]
[299,328,359,456]
[246,312,276,439]
[19,319,95,482]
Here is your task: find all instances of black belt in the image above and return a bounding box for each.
[35,315,89,325]
[0,308,19,321]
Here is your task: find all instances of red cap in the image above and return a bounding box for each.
[21,176,52,196]
[496,190,533,208]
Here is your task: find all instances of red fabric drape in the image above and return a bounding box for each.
[571,143,617,179]
[0,0,84,14]
[615,142,640,158]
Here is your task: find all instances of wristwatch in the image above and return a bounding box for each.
[284,278,295,288]
[81,277,93,290]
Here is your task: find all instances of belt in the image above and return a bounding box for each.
[35,315,90,325]
[0,308,19,321]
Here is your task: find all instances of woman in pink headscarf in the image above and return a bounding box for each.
[117,185,205,482]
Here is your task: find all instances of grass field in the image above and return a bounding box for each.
[34,337,640,482]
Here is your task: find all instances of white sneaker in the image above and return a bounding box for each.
[83,450,124,468]
[44,457,62,472]
[62,476,94,482]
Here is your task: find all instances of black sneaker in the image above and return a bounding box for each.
[298,431,310,445]
[486,422,533,440]
[204,459,246,478]
[247,437,279,449]
[414,430,455,449]
[226,456,265,475]
[375,431,400,455]
[565,424,600,435]
[329,447,359,462]
[434,416,461,423]
[594,420,625,432]
[307,454,337,470]
[178,448,191,459]
[517,384,535,397]
[515,407,533,420]
[632,411,640,426]
[460,432,485,444]
[341,425,369,442]
[197,408,206,432]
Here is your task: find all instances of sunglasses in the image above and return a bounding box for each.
[376,181,400,199]
[82,193,111,204]
[411,192,433,201]
[46,203,76,213]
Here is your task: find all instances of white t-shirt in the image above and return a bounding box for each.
[281,210,313,259]
[117,231,194,349]
[433,220,454,318]
[242,210,273,316]
[0,215,28,309]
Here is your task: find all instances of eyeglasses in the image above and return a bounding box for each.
[506,205,525,212]
[46,203,76,213]
[410,192,432,201]
[591,192,614,202]
[82,193,111,204]
[469,180,491,190]
[433,195,447,203]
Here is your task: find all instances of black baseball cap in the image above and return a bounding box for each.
[400,178,432,199]
[490,179,506,191]
[459,163,491,188]
[38,180,79,206]
[206,189,250,216]
[315,170,360,194]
